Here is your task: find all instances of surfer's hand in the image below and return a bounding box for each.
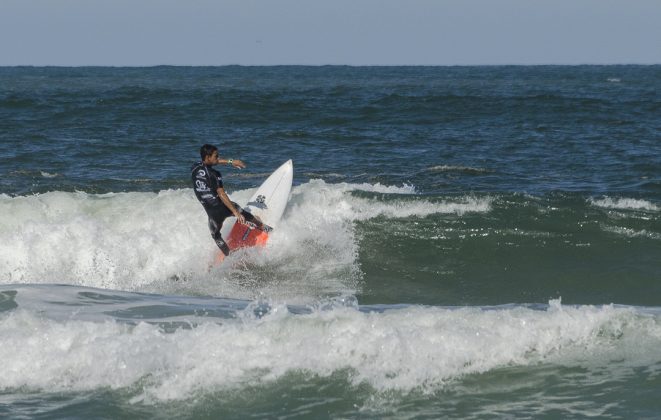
[236,213,246,225]
[232,159,246,169]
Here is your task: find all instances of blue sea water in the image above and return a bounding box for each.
[0,66,660,418]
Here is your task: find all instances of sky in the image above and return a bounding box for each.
[1,0,660,66]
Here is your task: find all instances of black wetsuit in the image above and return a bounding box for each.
[191,161,262,256]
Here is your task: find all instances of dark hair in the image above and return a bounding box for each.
[200,144,218,160]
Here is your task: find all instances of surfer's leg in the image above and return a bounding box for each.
[231,202,266,229]
[208,215,230,256]
[225,201,272,232]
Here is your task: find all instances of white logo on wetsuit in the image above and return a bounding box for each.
[197,169,206,177]
[195,180,210,192]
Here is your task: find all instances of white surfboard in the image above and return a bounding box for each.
[220,159,293,252]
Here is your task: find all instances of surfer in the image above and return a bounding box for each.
[191,144,266,256]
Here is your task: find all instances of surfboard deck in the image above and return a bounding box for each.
[217,159,293,261]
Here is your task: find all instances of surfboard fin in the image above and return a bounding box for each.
[244,221,273,233]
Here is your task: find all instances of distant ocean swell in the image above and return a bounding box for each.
[4,84,652,126]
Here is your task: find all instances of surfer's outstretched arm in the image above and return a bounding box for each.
[213,155,246,169]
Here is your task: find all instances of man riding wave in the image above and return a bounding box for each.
[191,144,269,256]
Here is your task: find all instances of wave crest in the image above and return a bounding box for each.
[590,197,659,211]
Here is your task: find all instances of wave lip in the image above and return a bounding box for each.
[292,179,490,220]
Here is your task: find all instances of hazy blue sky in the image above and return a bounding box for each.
[1,0,660,66]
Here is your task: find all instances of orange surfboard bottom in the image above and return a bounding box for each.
[215,223,269,264]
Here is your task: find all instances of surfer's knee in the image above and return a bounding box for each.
[208,217,219,234]
[214,236,230,256]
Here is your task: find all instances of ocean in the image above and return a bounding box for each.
[1,65,660,419]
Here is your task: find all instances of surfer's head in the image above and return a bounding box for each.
[200,144,218,162]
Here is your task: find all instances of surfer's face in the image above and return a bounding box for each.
[204,150,219,165]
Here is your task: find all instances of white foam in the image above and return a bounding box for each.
[0,181,484,299]
[427,165,488,174]
[0,190,209,291]
[590,197,658,212]
[319,180,417,195]
[289,179,491,221]
[602,226,661,241]
[1,301,658,402]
